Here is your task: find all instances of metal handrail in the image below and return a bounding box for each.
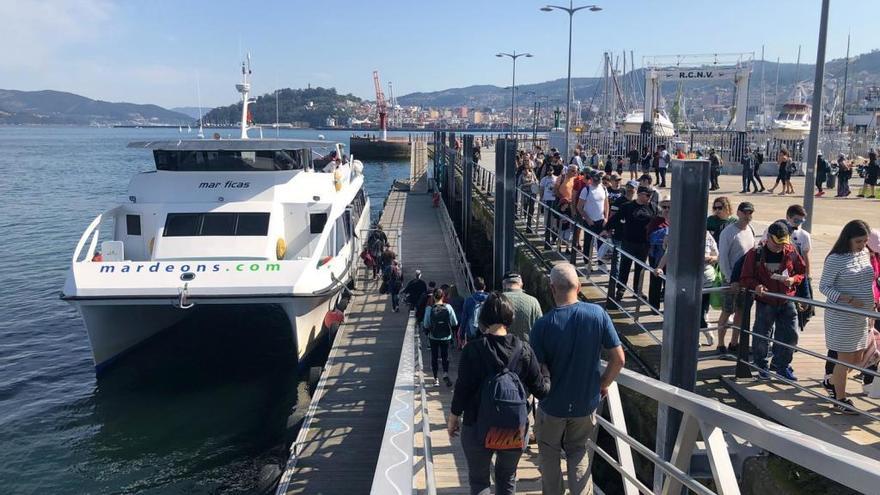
[71,206,120,264]
[436,198,476,295]
[753,288,880,320]
[604,364,880,495]
[412,316,437,495]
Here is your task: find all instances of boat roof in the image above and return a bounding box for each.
[127,139,341,151]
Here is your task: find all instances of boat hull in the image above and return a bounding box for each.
[71,293,344,372]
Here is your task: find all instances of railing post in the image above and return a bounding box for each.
[606,243,619,308]
[493,137,517,289]
[654,158,710,491]
[734,291,754,379]
[462,134,473,253]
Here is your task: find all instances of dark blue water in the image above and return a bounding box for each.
[0,127,412,494]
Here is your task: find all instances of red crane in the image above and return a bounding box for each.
[373,70,388,140]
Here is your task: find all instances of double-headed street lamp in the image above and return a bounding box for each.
[496,51,532,136]
[540,2,602,158]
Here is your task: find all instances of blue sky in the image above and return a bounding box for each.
[2,0,877,108]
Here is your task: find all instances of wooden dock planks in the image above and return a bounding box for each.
[282,187,409,494]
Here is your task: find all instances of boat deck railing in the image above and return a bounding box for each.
[72,206,120,263]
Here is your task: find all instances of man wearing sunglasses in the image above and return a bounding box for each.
[603,186,658,301]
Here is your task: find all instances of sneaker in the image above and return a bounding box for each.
[757,368,770,380]
[775,366,798,381]
[434,377,440,387]
[716,345,728,356]
[443,376,453,387]
[822,377,835,395]
[835,397,859,415]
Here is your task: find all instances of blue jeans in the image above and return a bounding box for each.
[460,424,523,495]
[390,290,399,309]
[751,301,798,371]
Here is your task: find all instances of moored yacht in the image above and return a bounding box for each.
[619,109,675,137]
[771,84,812,140]
[62,60,369,371]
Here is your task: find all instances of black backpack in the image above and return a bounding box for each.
[429,304,453,340]
[475,340,528,451]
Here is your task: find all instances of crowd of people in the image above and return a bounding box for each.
[373,258,624,494]
[501,142,879,413]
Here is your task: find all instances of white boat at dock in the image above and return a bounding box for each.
[771,84,811,140]
[61,60,370,371]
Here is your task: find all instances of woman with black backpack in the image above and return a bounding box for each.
[447,292,548,495]
[423,288,457,386]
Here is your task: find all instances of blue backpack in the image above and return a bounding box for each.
[475,341,528,451]
[466,297,484,339]
[648,226,668,262]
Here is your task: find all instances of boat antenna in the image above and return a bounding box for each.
[275,74,280,138]
[196,71,205,139]
[236,53,252,139]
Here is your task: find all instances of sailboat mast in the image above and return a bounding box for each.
[622,51,627,111]
[603,52,609,129]
[774,57,780,110]
[760,45,766,121]
[840,32,850,129]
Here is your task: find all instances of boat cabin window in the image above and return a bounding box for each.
[309,213,328,234]
[126,215,141,236]
[163,212,271,237]
[154,149,309,171]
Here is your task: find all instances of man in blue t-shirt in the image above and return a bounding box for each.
[529,262,625,495]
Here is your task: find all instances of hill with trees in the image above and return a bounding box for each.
[203,87,362,127]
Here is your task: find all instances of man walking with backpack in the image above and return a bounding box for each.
[530,263,625,495]
[448,292,549,495]
[423,288,458,386]
[460,276,489,343]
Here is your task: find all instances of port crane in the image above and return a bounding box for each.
[373,70,388,140]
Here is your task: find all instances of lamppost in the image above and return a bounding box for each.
[541,2,602,158]
[802,0,829,233]
[496,51,532,137]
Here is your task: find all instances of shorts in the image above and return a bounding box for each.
[722,290,745,314]
[628,162,638,172]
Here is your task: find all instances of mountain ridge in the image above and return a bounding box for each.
[0,89,192,125]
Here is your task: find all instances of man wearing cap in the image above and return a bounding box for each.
[716,202,757,355]
[740,221,807,380]
[637,174,660,207]
[605,173,623,203]
[603,185,658,300]
[501,272,543,343]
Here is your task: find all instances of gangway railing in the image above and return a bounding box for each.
[729,289,880,420]
[436,196,475,295]
[596,364,880,494]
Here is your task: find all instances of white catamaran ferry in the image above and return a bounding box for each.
[62,60,369,371]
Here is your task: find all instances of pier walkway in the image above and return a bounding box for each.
[276,186,410,494]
